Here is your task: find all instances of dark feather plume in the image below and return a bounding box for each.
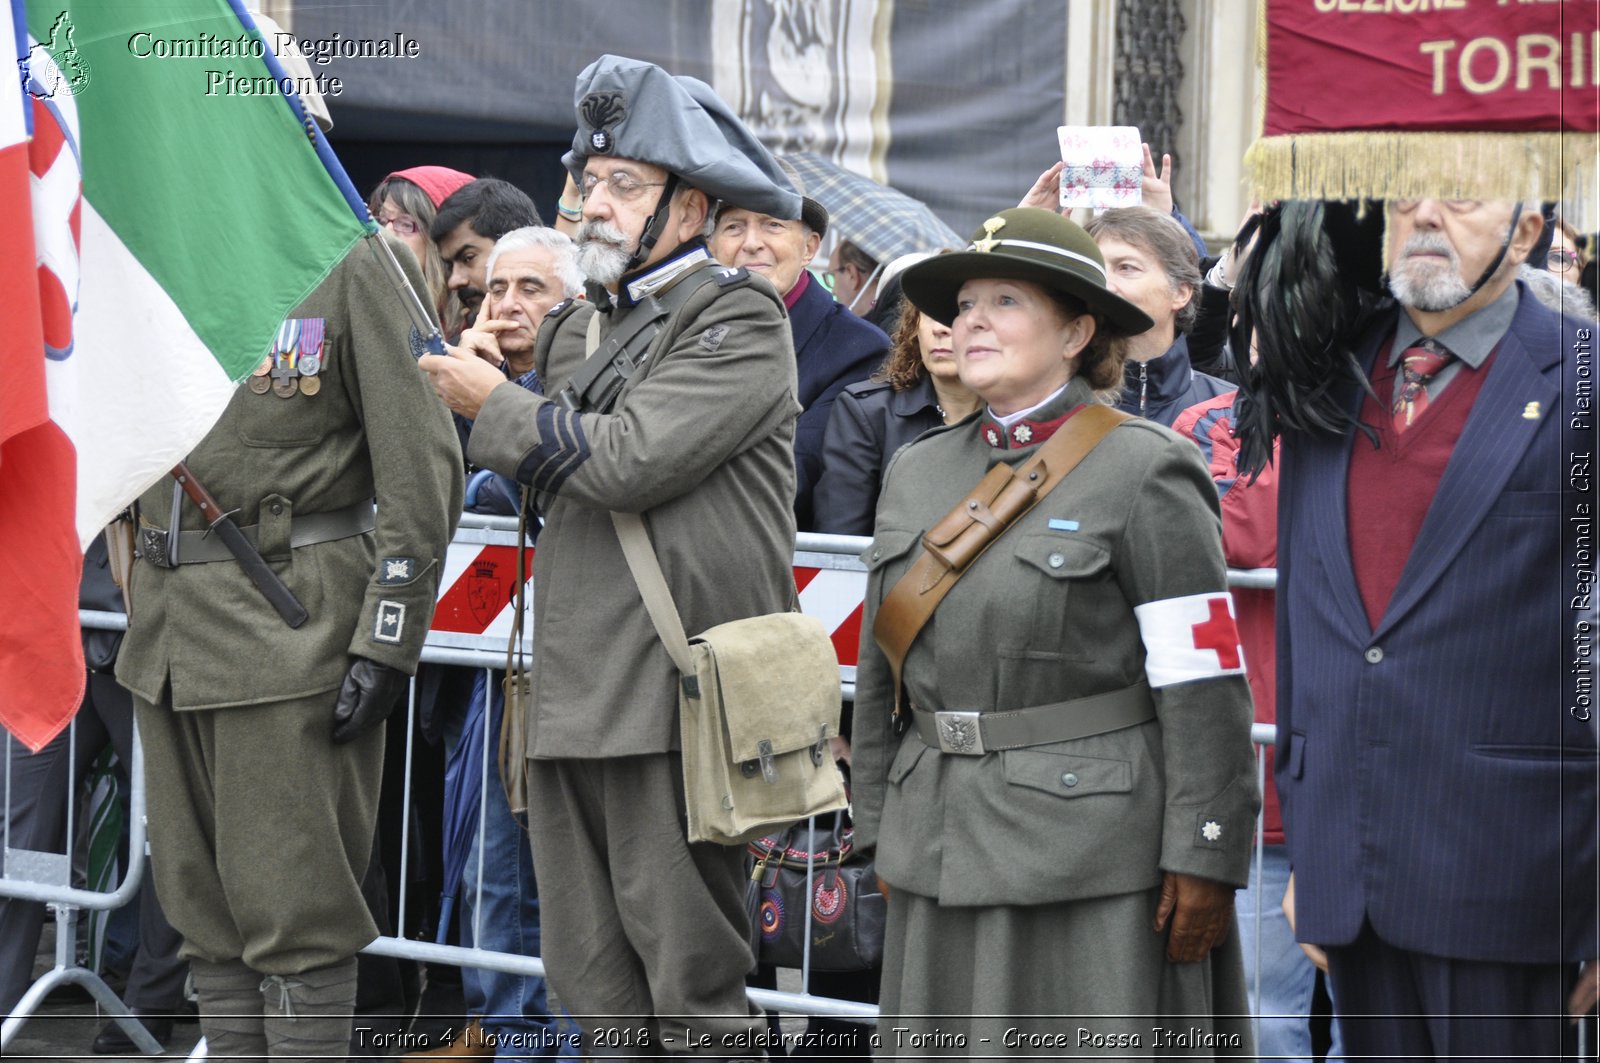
[1231,200,1393,476]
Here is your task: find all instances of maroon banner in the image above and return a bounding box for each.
[1264,0,1599,136]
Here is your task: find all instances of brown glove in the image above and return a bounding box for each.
[1153,871,1235,964]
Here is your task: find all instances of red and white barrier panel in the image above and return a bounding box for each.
[426,528,868,670]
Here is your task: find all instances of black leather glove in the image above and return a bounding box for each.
[331,657,408,745]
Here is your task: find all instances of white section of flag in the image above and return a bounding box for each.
[1133,591,1246,688]
[59,202,236,545]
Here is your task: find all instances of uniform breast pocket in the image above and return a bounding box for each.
[235,333,342,448]
[862,528,922,603]
[1009,534,1112,662]
[1001,748,1132,800]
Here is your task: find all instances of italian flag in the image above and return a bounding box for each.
[2,0,374,751]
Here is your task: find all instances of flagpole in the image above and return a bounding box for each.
[222,0,447,359]
[364,232,449,359]
[224,0,369,221]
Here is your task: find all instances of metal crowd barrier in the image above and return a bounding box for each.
[0,664,165,1056]
[28,528,1586,1058]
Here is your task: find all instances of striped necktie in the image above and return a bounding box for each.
[1393,338,1455,432]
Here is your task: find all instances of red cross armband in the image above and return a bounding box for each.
[1132,592,1246,688]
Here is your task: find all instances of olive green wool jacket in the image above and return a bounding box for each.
[118,235,464,709]
[469,251,801,759]
[852,379,1259,906]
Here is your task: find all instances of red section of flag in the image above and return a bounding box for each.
[0,132,85,752]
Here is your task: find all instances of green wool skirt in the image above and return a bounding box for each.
[875,885,1254,1058]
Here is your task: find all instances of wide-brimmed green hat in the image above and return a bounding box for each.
[902,207,1154,336]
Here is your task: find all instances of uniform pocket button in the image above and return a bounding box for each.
[1047,552,1065,569]
[1060,772,1078,788]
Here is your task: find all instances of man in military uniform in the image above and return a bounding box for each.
[117,229,463,1059]
[422,54,800,1055]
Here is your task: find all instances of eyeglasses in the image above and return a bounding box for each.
[376,212,421,236]
[1549,249,1580,272]
[821,264,856,290]
[579,170,667,204]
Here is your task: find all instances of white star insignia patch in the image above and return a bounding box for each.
[1013,424,1033,444]
[374,600,406,644]
[1201,820,1223,842]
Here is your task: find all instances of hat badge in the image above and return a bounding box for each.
[580,91,626,156]
[974,216,1006,253]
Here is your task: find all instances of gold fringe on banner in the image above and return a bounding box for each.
[1246,131,1598,204]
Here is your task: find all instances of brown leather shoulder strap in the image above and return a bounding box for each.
[871,403,1132,721]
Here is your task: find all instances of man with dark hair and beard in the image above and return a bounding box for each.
[1274,196,1599,1057]
[420,54,802,1056]
[430,178,543,335]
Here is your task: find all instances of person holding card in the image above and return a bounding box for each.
[1087,206,1232,427]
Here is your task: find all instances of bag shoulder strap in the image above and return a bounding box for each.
[588,279,696,681]
[600,266,802,685]
[873,403,1132,721]
[554,265,725,413]
[611,510,696,680]
[505,488,533,678]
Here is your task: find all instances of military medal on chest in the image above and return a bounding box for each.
[249,356,272,394]
[263,317,327,398]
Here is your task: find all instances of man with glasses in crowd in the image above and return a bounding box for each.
[711,167,885,530]
[420,54,802,1056]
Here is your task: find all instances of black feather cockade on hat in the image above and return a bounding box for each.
[1231,200,1393,477]
[581,91,625,154]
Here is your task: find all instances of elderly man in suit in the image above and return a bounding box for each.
[1275,196,1598,1058]
[710,172,886,531]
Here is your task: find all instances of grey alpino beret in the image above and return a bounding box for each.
[563,54,801,221]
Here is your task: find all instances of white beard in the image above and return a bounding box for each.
[576,219,634,286]
[1388,233,1471,311]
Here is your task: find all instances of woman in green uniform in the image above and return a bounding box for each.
[851,207,1257,1056]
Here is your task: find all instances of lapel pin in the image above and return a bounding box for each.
[1522,401,1541,420]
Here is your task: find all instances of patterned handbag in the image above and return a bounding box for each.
[744,812,885,973]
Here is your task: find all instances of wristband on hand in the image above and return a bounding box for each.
[1206,255,1233,292]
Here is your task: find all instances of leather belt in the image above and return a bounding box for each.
[137,501,375,568]
[912,680,1156,756]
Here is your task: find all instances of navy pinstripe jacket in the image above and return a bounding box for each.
[1276,283,1598,963]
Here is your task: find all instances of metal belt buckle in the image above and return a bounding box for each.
[139,528,173,569]
[933,711,985,756]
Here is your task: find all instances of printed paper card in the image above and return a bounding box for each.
[1057,125,1143,211]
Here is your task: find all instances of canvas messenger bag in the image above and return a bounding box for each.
[612,510,847,846]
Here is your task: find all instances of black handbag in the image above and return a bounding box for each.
[743,812,885,973]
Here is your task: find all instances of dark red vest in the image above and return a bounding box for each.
[1346,341,1497,630]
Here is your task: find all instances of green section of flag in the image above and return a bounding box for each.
[25,0,367,380]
